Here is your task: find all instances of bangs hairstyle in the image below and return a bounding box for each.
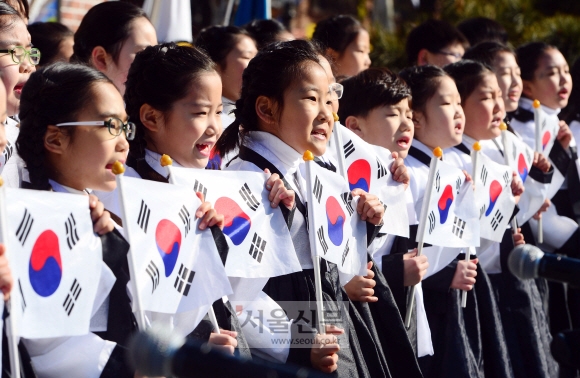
[16,63,113,190]
[516,42,556,81]
[195,25,253,68]
[124,43,216,158]
[215,39,321,157]
[463,41,514,69]
[444,60,493,103]
[244,19,289,50]
[456,17,508,46]
[0,2,21,34]
[28,22,73,66]
[312,15,363,55]
[399,65,448,115]
[71,1,148,65]
[338,68,411,120]
[406,19,468,65]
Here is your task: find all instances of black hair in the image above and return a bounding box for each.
[195,25,253,69]
[71,1,149,65]
[1,0,27,19]
[444,59,493,103]
[405,19,469,65]
[312,15,363,55]
[516,41,557,82]
[28,22,73,66]
[244,19,290,50]
[0,2,21,34]
[561,57,580,124]
[456,17,508,46]
[124,42,217,159]
[338,68,411,120]
[16,63,114,190]
[463,41,514,69]
[399,65,449,115]
[215,39,321,157]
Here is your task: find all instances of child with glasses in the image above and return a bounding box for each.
[405,19,469,68]
[0,3,37,188]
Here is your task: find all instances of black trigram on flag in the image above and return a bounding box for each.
[455,177,462,194]
[435,172,441,192]
[178,205,191,237]
[2,141,12,163]
[174,264,195,296]
[63,279,82,316]
[428,211,436,234]
[193,179,207,198]
[65,213,79,250]
[525,149,533,164]
[317,226,329,254]
[344,140,355,159]
[503,171,510,186]
[313,176,323,203]
[479,204,486,220]
[137,200,151,233]
[512,142,517,162]
[490,210,504,231]
[452,217,466,238]
[146,260,160,293]
[377,158,388,179]
[16,208,33,246]
[341,240,350,266]
[240,183,260,211]
[341,192,354,216]
[480,166,489,186]
[18,280,26,312]
[249,233,266,263]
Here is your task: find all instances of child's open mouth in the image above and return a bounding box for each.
[397,136,410,148]
[311,129,327,141]
[196,143,212,157]
[13,84,24,95]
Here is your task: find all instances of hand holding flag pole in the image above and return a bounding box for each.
[0,177,20,377]
[160,155,221,335]
[113,162,147,330]
[303,150,326,333]
[533,100,543,244]
[331,113,348,178]
[404,147,443,328]
[500,122,520,241]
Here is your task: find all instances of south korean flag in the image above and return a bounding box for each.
[169,167,302,279]
[473,153,516,242]
[307,161,367,276]
[328,125,409,237]
[421,160,480,248]
[535,107,560,157]
[120,177,232,314]
[4,188,102,339]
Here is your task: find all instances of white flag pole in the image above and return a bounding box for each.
[0,178,20,378]
[500,122,520,240]
[303,150,326,334]
[533,100,543,244]
[461,142,482,308]
[160,155,221,334]
[404,147,442,328]
[112,162,146,330]
[331,113,348,179]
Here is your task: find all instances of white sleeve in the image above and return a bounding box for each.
[23,334,116,378]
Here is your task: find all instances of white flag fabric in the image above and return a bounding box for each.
[143,0,193,43]
[169,167,302,278]
[473,152,516,242]
[5,188,102,338]
[535,107,560,157]
[306,161,367,276]
[328,125,409,237]
[421,160,480,248]
[120,176,231,314]
[502,130,534,184]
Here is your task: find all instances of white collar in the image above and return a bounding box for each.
[48,179,89,195]
[247,131,303,175]
[519,97,560,116]
[144,149,183,178]
[411,139,436,157]
[461,134,477,149]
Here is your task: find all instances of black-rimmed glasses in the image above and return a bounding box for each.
[55,118,136,140]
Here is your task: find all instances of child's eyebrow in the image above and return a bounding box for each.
[99,112,125,119]
[299,86,322,93]
[0,41,20,48]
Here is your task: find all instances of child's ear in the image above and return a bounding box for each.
[522,80,534,100]
[140,103,164,132]
[326,48,339,62]
[412,112,424,131]
[91,46,111,73]
[417,49,429,66]
[345,116,364,138]
[44,125,66,155]
[255,96,276,126]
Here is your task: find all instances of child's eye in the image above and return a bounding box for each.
[306,96,317,102]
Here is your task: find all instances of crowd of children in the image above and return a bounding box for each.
[0,0,576,376]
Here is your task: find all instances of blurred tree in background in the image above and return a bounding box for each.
[370,0,580,72]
